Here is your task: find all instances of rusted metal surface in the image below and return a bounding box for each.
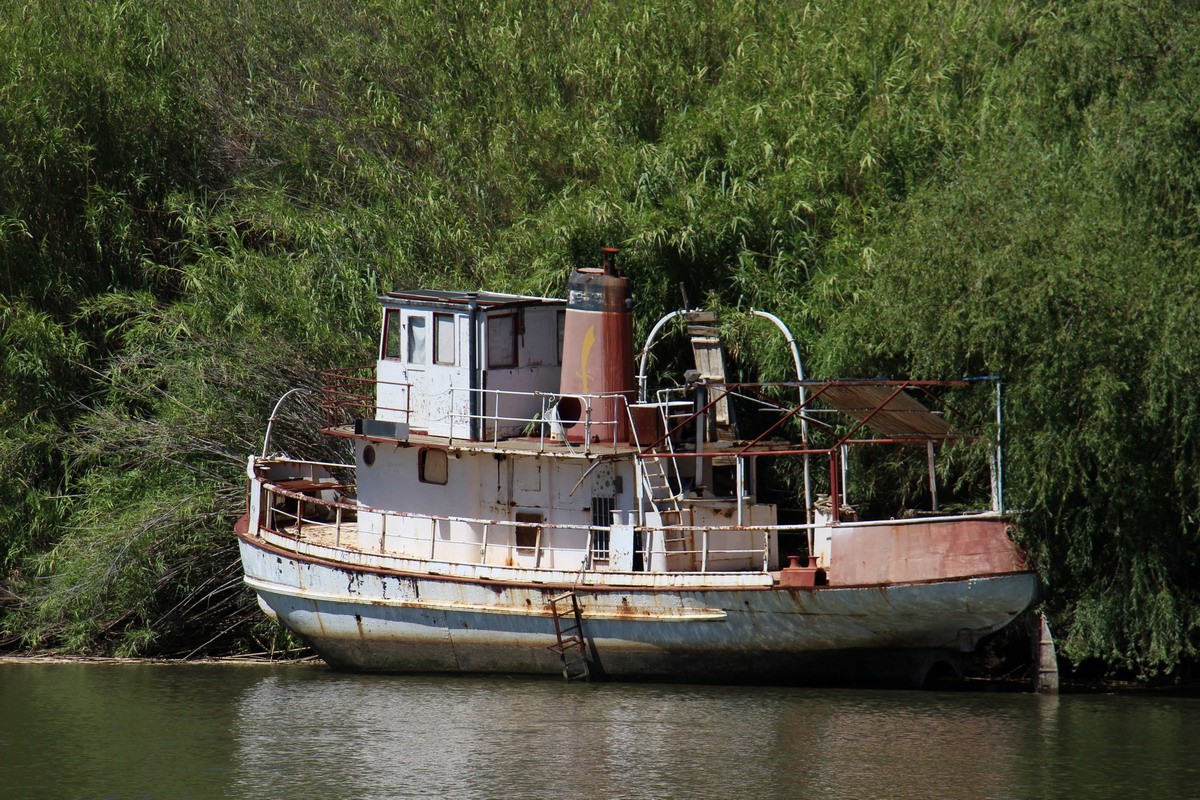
[558,249,636,444]
[828,518,1025,586]
[237,533,1036,684]
[779,555,826,587]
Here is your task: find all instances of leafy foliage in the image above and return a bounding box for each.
[1,0,1197,674]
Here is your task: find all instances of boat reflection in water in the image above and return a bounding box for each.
[225,670,1199,800]
[2,662,1196,800]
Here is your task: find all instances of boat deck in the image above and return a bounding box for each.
[285,521,362,550]
[323,423,789,459]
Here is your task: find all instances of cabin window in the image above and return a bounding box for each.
[591,496,613,561]
[487,313,517,368]
[556,309,565,365]
[418,448,447,485]
[407,315,427,365]
[434,313,455,365]
[515,511,542,554]
[382,309,402,360]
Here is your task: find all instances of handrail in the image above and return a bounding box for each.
[442,386,646,453]
[259,480,778,571]
[319,366,412,427]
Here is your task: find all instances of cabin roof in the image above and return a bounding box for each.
[380,289,564,312]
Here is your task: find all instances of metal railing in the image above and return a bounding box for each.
[319,366,411,428]
[258,473,791,573]
[445,386,646,453]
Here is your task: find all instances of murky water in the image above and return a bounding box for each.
[1,662,1196,800]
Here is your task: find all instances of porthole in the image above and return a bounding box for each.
[363,444,376,467]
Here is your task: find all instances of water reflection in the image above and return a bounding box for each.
[2,663,1198,800]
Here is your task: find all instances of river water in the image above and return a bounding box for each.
[1,662,1196,800]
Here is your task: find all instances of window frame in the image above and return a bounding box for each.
[590,496,613,562]
[381,309,403,360]
[433,312,456,366]
[418,448,448,485]
[487,312,518,369]
[406,313,428,366]
[514,511,542,554]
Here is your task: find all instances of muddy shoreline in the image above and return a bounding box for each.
[0,651,323,667]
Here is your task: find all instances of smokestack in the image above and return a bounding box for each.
[600,246,619,276]
[557,247,636,444]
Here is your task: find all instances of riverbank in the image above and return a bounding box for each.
[0,651,322,667]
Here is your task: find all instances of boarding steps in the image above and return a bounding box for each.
[548,592,590,682]
[637,399,691,564]
[639,450,680,520]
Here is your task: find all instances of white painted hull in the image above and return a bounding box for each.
[238,533,1038,685]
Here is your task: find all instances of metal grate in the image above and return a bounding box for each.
[591,496,614,561]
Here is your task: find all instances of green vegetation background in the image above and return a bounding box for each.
[2,0,1197,676]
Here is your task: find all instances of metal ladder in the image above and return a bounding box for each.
[548,591,590,682]
[645,401,688,558]
[639,448,685,557]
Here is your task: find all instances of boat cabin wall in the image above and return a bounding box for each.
[479,305,563,439]
[355,442,636,570]
[827,518,1025,585]
[375,301,564,440]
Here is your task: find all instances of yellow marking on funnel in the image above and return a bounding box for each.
[577,325,596,393]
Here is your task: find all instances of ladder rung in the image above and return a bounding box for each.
[548,591,591,682]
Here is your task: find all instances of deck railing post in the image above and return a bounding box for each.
[701,528,709,572]
[493,389,500,445]
[480,523,489,563]
[584,401,591,454]
[335,505,343,548]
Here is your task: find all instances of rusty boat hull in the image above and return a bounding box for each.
[239,269,1041,686]
[237,528,1037,686]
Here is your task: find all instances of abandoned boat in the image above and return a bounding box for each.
[236,248,1037,685]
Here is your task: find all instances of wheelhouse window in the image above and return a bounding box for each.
[418,448,447,485]
[487,313,517,368]
[407,315,427,364]
[382,309,402,360]
[434,313,455,366]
